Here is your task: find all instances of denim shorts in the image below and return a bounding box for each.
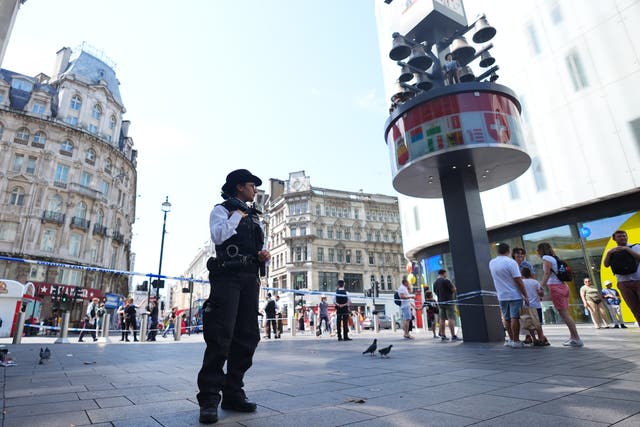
[500,299,523,321]
[401,306,412,320]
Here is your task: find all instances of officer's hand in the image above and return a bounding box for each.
[258,250,271,262]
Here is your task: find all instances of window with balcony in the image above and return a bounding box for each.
[60,140,73,155]
[9,187,25,206]
[32,131,46,147]
[85,149,96,164]
[14,127,29,144]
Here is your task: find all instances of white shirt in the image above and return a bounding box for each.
[542,255,563,285]
[615,244,640,282]
[398,283,411,308]
[209,199,267,248]
[489,255,524,301]
[523,278,542,308]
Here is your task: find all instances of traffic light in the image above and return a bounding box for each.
[160,301,165,311]
[51,286,59,300]
[73,287,83,300]
[152,279,165,289]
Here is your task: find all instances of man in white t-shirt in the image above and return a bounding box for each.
[489,243,529,348]
[397,278,416,339]
[604,230,640,325]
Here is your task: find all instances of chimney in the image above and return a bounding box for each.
[52,47,72,80]
[121,120,131,137]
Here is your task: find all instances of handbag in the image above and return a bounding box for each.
[519,306,540,332]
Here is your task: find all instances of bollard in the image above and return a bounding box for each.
[97,313,111,343]
[290,314,296,337]
[391,314,397,332]
[140,313,148,342]
[423,310,429,334]
[174,318,181,341]
[355,314,361,334]
[12,312,25,344]
[55,312,71,344]
[373,313,379,334]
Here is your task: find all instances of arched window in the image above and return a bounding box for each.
[9,187,25,206]
[74,202,87,219]
[47,194,63,212]
[60,140,73,154]
[95,208,104,226]
[15,127,30,143]
[109,115,117,129]
[70,95,82,110]
[33,131,46,144]
[105,158,112,174]
[92,104,102,120]
[85,148,96,163]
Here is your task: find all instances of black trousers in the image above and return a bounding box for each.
[78,320,96,340]
[265,317,277,337]
[197,270,260,408]
[336,312,350,339]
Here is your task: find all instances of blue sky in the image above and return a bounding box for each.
[4,1,395,289]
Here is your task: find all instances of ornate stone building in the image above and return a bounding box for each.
[0,46,137,324]
[265,171,404,314]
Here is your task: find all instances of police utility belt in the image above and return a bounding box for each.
[207,244,259,273]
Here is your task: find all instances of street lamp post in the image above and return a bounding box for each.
[156,196,172,300]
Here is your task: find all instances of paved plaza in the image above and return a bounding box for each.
[1,325,640,426]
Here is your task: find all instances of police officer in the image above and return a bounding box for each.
[334,280,351,341]
[197,169,271,424]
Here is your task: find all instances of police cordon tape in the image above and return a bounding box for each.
[5,254,579,310]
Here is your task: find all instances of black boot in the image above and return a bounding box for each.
[199,406,218,424]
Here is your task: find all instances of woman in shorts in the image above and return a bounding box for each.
[537,242,583,347]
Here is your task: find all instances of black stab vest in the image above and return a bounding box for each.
[215,199,264,260]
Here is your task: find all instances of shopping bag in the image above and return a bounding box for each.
[519,306,540,332]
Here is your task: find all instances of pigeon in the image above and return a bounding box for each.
[378,345,393,358]
[38,347,51,365]
[362,339,377,356]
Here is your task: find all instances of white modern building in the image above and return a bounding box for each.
[375,0,640,323]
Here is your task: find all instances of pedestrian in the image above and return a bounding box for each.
[147,297,159,341]
[601,280,626,328]
[443,53,459,85]
[398,277,416,339]
[334,280,351,341]
[274,295,283,338]
[489,244,529,348]
[163,306,178,338]
[117,300,126,341]
[78,297,99,342]
[423,290,439,339]
[580,278,609,329]
[96,301,106,335]
[433,269,458,341]
[603,230,640,325]
[318,296,330,335]
[197,169,270,424]
[537,242,583,347]
[512,247,535,277]
[521,267,549,346]
[123,297,139,342]
[262,293,277,339]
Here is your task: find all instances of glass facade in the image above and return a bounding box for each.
[418,210,640,325]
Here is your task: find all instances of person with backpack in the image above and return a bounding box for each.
[537,242,583,347]
[604,230,640,325]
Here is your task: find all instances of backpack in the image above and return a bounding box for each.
[266,299,276,315]
[609,245,640,275]
[552,256,573,282]
[393,291,402,307]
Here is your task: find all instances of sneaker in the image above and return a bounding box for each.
[562,339,584,347]
[613,325,620,329]
[621,324,628,328]
[504,339,512,347]
[510,340,524,348]
[404,335,414,339]
[451,335,459,341]
[440,335,449,341]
